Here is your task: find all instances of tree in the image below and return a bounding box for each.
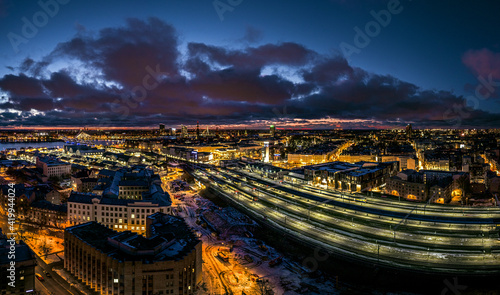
[256,280,273,295]
[39,237,53,256]
[48,175,61,183]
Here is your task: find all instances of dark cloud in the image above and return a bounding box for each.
[189,67,296,104]
[0,74,46,98]
[50,17,180,87]
[240,26,263,44]
[187,42,317,69]
[1,18,500,128]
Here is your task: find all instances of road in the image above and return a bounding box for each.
[0,214,80,295]
[34,263,74,295]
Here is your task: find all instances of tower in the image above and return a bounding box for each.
[406,124,413,139]
[181,125,188,138]
[270,125,276,137]
[196,121,200,139]
[262,141,270,163]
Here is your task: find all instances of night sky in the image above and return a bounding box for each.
[1,0,500,129]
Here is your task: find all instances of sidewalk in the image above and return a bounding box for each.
[53,268,96,295]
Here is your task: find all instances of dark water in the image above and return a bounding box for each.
[0,140,122,151]
[0,142,65,151]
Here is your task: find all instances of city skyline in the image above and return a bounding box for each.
[1,0,500,129]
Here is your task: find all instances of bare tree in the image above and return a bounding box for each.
[39,237,53,256]
[256,280,273,295]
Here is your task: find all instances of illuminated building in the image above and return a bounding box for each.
[386,169,469,203]
[64,212,201,295]
[35,156,71,177]
[181,125,188,138]
[67,192,172,234]
[303,161,399,192]
[262,141,270,163]
[270,125,276,137]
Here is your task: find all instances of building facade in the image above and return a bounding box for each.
[0,233,36,295]
[386,169,469,203]
[68,192,172,234]
[64,213,201,295]
[36,156,71,178]
[303,161,399,192]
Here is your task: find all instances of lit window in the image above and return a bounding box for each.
[114,225,118,228]
[114,279,119,283]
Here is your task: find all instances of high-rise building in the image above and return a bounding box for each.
[196,121,200,139]
[181,125,188,138]
[406,124,413,138]
[270,125,276,137]
[159,123,165,132]
[263,141,270,163]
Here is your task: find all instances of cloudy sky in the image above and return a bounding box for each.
[1,0,500,129]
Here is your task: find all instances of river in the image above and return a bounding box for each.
[0,140,122,151]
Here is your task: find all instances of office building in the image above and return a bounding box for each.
[64,212,201,295]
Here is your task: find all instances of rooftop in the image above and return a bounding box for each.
[65,213,199,262]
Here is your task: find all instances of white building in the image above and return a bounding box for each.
[36,156,71,177]
[67,192,172,234]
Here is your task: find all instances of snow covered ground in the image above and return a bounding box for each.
[23,229,64,264]
[169,181,340,294]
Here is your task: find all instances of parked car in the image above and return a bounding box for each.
[35,274,44,281]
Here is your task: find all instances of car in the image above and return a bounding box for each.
[35,273,44,281]
[42,270,51,277]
